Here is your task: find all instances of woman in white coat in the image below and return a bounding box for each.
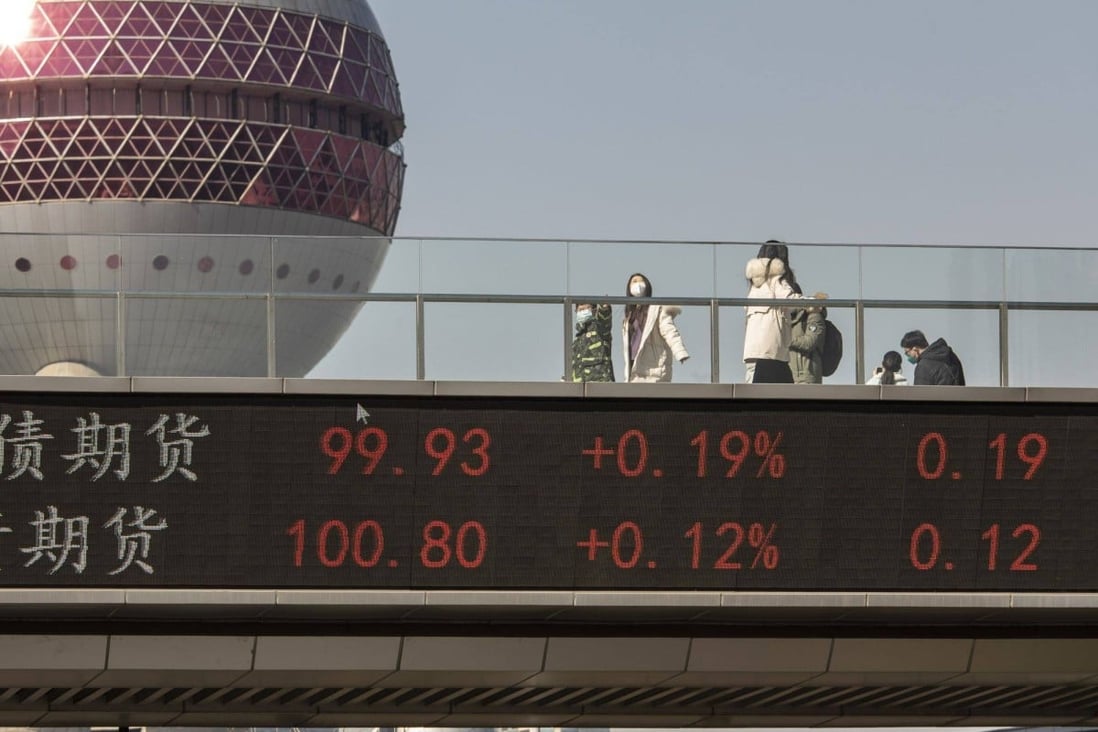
[744,241,824,383]
[622,273,690,382]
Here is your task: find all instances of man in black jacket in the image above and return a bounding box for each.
[900,330,966,386]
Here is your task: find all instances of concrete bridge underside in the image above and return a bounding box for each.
[4,591,1098,727]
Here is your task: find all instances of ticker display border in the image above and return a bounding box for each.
[1,375,1095,609]
[2,586,1097,627]
[3,373,1092,403]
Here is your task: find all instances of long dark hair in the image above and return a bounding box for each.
[758,240,797,288]
[879,350,902,385]
[625,272,652,323]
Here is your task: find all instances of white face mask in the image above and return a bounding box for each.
[629,281,648,297]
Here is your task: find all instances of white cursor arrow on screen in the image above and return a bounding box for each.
[356,404,370,424]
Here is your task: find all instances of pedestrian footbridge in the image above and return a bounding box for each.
[2,377,1098,727]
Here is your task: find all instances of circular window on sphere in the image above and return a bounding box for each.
[197,256,214,273]
[239,259,255,276]
[60,255,78,271]
[276,263,290,279]
[153,255,170,271]
[106,254,121,270]
[332,274,344,290]
[15,258,31,272]
[307,268,320,284]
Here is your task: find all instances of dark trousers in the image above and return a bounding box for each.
[753,359,794,384]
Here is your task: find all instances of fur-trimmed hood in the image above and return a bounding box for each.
[745,257,786,287]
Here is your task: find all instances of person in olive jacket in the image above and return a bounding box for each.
[788,283,826,384]
[900,329,966,385]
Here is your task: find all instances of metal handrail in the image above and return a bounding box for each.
[3,288,1096,383]
[4,288,1098,311]
[5,231,1098,251]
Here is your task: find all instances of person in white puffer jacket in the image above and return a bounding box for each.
[743,241,825,383]
[622,272,689,382]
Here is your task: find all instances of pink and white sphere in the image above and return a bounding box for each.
[0,0,404,376]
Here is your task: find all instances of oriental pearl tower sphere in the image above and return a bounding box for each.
[0,0,404,376]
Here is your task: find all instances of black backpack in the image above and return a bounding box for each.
[821,319,843,377]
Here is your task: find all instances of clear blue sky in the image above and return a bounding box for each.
[371,0,1098,244]
[312,0,1098,384]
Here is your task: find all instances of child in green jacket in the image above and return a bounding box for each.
[571,303,615,383]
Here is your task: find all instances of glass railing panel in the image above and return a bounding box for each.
[369,237,420,294]
[821,304,857,385]
[716,243,861,300]
[862,306,999,386]
[121,234,273,293]
[421,239,568,295]
[1009,309,1098,387]
[714,243,761,301]
[124,296,267,377]
[860,245,1004,301]
[568,241,718,299]
[0,232,122,292]
[271,236,390,377]
[717,304,748,383]
[271,236,378,296]
[1005,248,1098,303]
[290,298,417,380]
[424,302,563,381]
[789,244,861,300]
[276,297,369,378]
[674,303,714,384]
[0,296,118,376]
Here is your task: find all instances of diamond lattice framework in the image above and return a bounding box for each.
[0,1,401,117]
[0,118,404,234]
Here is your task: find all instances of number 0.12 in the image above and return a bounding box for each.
[907,522,1040,572]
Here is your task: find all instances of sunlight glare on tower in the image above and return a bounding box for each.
[0,0,35,47]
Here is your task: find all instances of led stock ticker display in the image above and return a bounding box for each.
[0,392,1094,591]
